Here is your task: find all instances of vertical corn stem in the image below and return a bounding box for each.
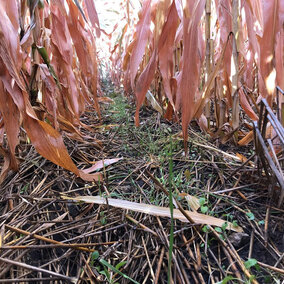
[232,0,240,137]
[281,101,284,127]
[205,0,211,125]
[30,4,42,106]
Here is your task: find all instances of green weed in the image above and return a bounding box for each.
[90,251,138,284]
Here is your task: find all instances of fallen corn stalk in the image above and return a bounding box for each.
[61,195,243,232]
[253,96,284,207]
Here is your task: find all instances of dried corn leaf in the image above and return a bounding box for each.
[178,0,206,146]
[239,88,258,121]
[145,90,163,115]
[236,153,248,163]
[238,131,254,146]
[82,158,123,174]
[179,193,200,211]
[62,195,243,232]
[129,0,152,89]
[158,1,179,106]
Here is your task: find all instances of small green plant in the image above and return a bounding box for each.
[202,225,210,233]
[199,197,209,213]
[216,276,236,284]
[244,258,259,271]
[20,184,29,194]
[246,212,255,220]
[215,226,226,240]
[100,211,107,225]
[90,251,100,267]
[232,220,239,228]
[90,251,138,284]
[221,222,228,231]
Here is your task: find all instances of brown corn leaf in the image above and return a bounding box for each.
[84,0,101,37]
[0,146,12,184]
[135,50,157,126]
[129,0,152,89]
[0,81,19,171]
[178,0,206,148]
[239,88,258,121]
[82,158,123,174]
[236,153,248,163]
[158,0,179,107]
[238,130,254,146]
[258,0,280,99]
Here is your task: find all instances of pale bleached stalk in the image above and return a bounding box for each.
[61,195,243,232]
[231,0,240,137]
[205,0,212,125]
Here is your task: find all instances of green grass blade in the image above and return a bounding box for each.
[99,259,139,284]
[168,136,174,283]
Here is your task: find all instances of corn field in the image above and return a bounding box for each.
[0,0,283,179]
[0,0,283,283]
[111,0,283,145]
